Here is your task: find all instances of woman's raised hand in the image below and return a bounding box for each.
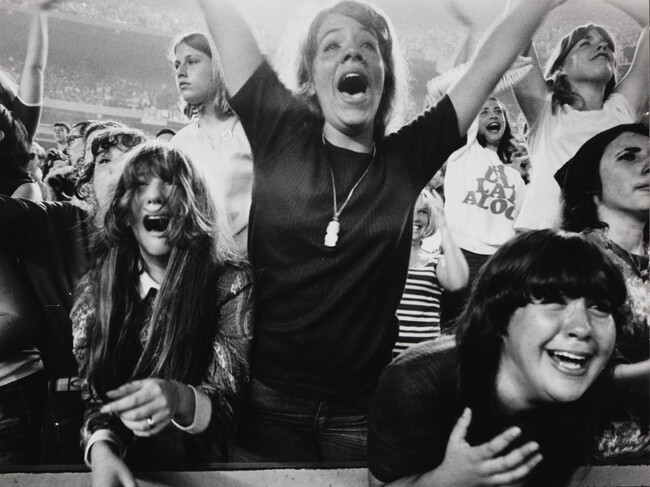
[436,408,543,487]
[100,379,194,437]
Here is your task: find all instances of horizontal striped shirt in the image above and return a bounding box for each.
[393,257,441,356]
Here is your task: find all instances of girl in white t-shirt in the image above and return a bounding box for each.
[512,0,648,230]
[169,33,253,256]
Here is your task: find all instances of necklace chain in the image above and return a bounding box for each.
[622,244,649,279]
[322,135,375,248]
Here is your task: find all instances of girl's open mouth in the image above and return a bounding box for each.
[143,215,170,232]
[338,72,369,96]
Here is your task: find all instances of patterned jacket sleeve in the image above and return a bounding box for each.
[71,270,134,456]
[198,265,254,436]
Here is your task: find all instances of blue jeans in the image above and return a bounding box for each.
[232,378,368,462]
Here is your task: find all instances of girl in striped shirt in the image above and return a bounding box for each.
[393,188,468,356]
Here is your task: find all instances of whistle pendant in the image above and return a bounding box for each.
[324,219,340,247]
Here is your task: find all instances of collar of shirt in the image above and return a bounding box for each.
[138,268,161,300]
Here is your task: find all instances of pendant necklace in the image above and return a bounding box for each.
[622,243,649,280]
[323,135,375,248]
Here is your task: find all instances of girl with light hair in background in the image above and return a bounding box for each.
[511,0,648,231]
[393,188,468,356]
[168,32,253,256]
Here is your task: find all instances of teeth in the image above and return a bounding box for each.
[549,350,587,369]
[555,351,584,361]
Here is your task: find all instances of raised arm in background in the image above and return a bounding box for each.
[448,0,567,136]
[195,0,264,97]
[513,0,649,126]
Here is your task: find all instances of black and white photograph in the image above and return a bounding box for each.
[0,0,648,485]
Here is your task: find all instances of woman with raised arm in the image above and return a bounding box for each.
[441,96,527,328]
[196,0,567,461]
[72,142,253,486]
[0,0,52,140]
[369,230,627,487]
[393,188,468,356]
[0,0,54,200]
[511,0,648,231]
[169,32,253,256]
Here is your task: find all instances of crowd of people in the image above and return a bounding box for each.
[0,0,643,123]
[0,56,181,113]
[0,0,648,486]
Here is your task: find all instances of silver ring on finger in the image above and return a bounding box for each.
[146,416,155,429]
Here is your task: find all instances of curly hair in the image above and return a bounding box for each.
[73,126,146,202]
[169,32,232,119]
[545,24,617,111]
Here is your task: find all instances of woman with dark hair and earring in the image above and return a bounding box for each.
[72,141,253,486]
[369,229,627,487]
[195,0,569,461]
[556,122,649,463]
[168,32,253,256]
[511,0,648,231]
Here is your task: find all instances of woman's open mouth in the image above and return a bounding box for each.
[547,349,591,374]
[486,121,501,133]
[143,215,170,232]
[337,72,369,97]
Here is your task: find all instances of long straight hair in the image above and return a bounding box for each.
[85,141,242,398]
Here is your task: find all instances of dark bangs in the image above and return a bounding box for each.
[475,230,627,336]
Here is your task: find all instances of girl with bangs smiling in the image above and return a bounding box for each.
[71,142,254,486]
[369,230,627,486]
